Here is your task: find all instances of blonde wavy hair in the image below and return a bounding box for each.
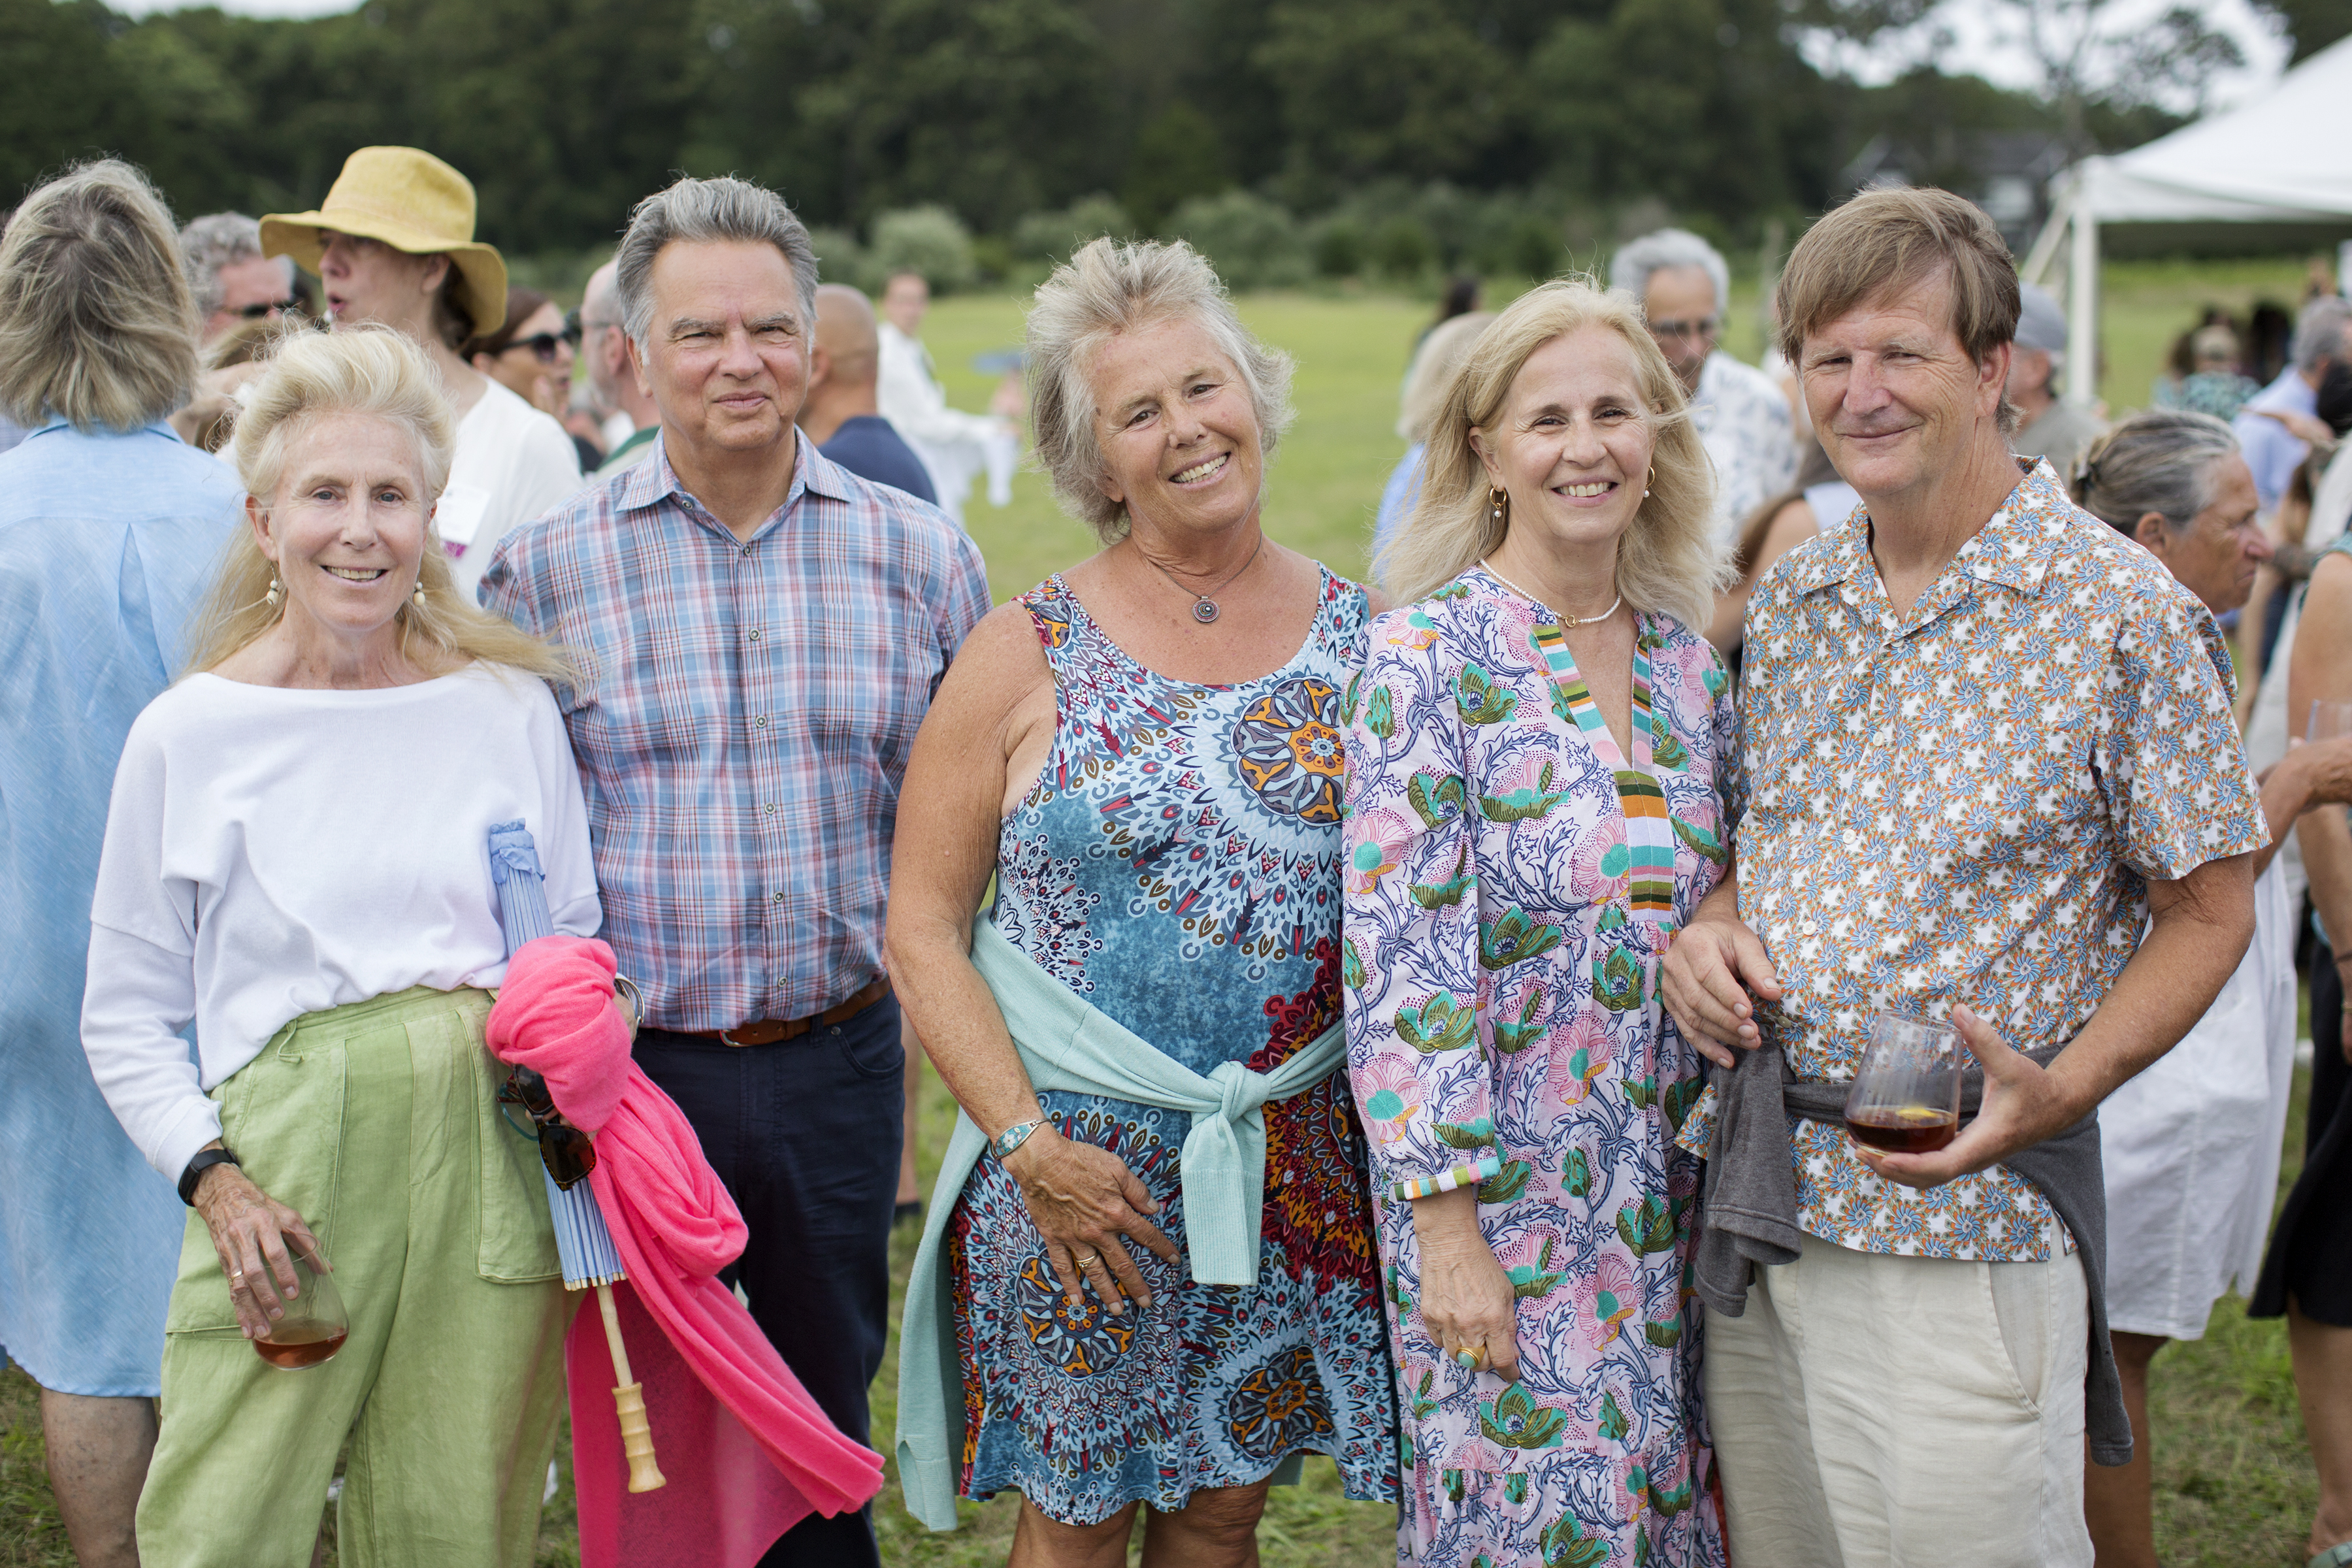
[1378,278,1725,631]
[183,325,570,682]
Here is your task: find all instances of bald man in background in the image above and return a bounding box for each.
[802,282,943,1223]
[806,283,938,506]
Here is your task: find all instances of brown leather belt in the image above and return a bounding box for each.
[681,977,891,1047]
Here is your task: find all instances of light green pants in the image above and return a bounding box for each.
[137,986,578,1568]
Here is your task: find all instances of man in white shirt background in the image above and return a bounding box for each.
[875,269,1020,527]
[1610,227,1799,546]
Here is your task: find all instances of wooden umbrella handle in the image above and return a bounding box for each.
[597,1282,666,1493]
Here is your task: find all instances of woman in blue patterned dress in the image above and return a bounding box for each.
[887,237,1396,1563]
[1346,280,1732,1567]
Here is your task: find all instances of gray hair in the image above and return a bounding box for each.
[178,212,289,319]
[1026,237,1295,541]
[1610,228,1729,318]
[2070,408,2240,537]
[2293,297,2352,374]
[615,175,819,357]
[0,159,199,432]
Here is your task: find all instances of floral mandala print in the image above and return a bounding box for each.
[1231,676,1346,823]
[1222,1341,1339,1460]
[1015,1253,1138,1375]
[944,568,1397,1526]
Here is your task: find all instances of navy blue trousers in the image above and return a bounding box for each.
[634,993,903,1568]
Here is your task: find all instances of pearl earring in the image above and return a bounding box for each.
[1642,466,1654,500]
[265,574,282,610]
[1488,486,1509,527]
[412,579,427,607]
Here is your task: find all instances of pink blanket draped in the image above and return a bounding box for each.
[487,936,886,1567]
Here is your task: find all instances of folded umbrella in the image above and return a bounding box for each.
[487,820,664,1494]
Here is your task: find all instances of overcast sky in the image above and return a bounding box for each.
[103,0,2297,116]
[1803,0,2292,112]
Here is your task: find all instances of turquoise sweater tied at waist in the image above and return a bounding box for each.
[894,918,1348,1530]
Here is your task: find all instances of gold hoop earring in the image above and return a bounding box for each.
[265,575,282,610]
[1488,486,1510,529]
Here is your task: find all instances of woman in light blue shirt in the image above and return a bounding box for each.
[0,159,246,1561]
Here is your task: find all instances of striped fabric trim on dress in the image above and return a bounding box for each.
[1529,621,1678,921]
[1614,768,1676,915]
[1387,1151,1504,1203]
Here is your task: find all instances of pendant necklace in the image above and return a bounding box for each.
[1143,534,1264,624]
[1479,558,1621,628]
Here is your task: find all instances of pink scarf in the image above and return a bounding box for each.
[487,936,885,1567]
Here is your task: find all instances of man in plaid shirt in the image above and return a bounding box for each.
[483,174,987,1567]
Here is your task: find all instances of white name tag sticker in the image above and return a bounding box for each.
[436,483,493,548]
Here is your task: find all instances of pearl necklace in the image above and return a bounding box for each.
[1478,559,1622,627]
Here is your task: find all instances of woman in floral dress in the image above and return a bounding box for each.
[1347,280,1733,1568]
[889,237,1395,1563]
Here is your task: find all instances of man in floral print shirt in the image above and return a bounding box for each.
[1661,188,2265,1567]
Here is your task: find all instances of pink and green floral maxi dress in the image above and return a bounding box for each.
[1342,568,1732,1568]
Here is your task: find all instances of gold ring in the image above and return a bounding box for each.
[1074,1250,1100,1267]
[1453,1346,1482,1369]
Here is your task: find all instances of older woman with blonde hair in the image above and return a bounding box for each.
[81,324,600,1567]
[1345,278,1731,1567]
[890,237,1396,1563]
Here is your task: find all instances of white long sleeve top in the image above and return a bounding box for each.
[81,664,601,1181]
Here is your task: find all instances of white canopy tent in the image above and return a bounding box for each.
[2021,33,2352,406]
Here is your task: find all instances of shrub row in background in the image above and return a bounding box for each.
[811,181,1629,298]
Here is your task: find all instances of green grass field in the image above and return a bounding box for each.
[1,259,2336,1566]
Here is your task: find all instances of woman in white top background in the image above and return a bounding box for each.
[81,326,600,1567]
[260,146,581,604]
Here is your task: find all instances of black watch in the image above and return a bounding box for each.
[178,1147,240,1207]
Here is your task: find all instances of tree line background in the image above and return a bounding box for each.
[2,0,2345,286]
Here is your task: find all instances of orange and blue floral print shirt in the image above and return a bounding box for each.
[1678,459,2268,1262]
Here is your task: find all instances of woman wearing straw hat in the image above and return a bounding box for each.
[261,146,580,601]
[81,325,599,1567]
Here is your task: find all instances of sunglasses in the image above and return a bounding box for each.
[505,332,574,365]
[497,1064,596,1189]
[235,298,301,319]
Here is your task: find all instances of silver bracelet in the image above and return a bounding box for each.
[992,1115,1049,1161]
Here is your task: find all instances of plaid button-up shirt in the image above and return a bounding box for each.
[482,433,989,1031]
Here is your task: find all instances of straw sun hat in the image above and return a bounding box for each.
[261,146,508,337]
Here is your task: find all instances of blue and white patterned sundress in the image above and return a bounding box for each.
[945,568,1400,1523]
